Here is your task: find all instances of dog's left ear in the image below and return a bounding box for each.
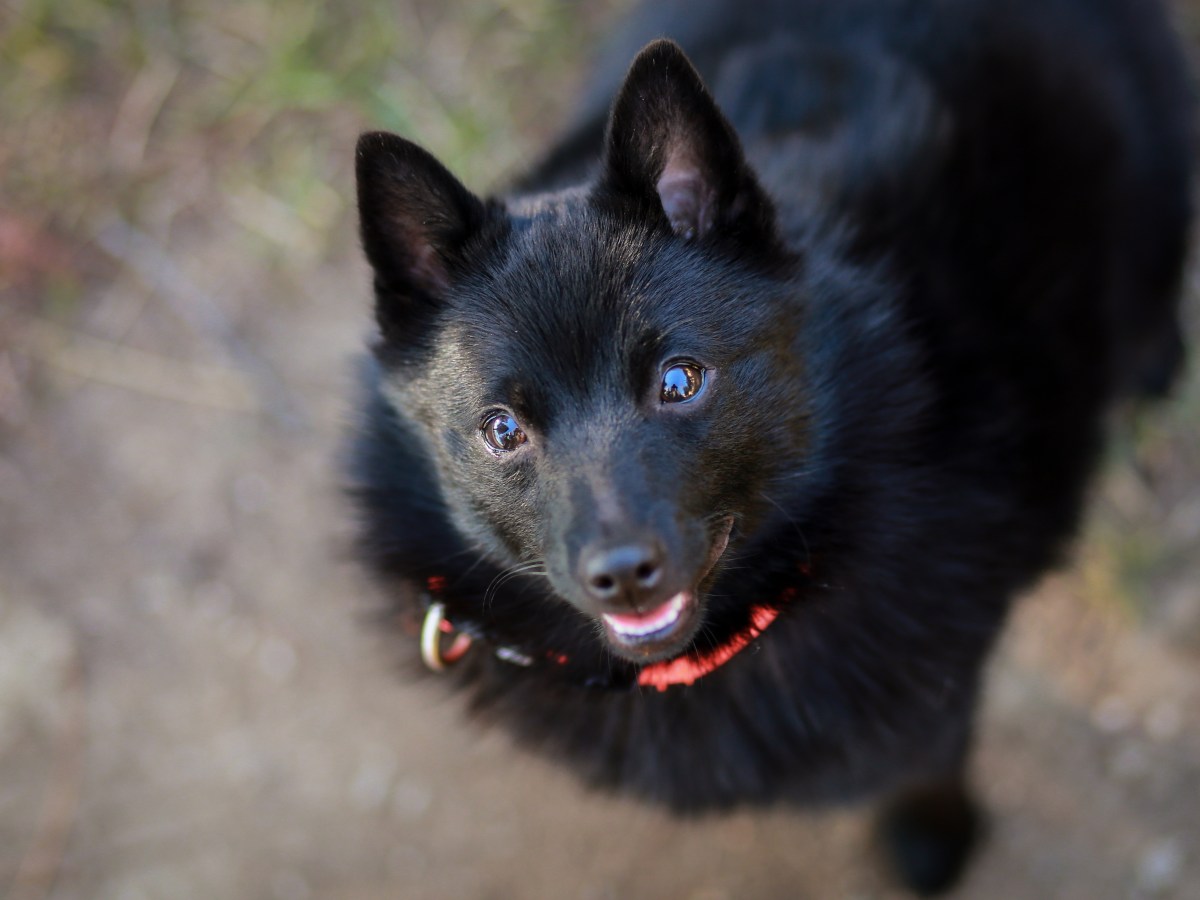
[597,39,779,248]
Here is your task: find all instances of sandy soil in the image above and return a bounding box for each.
[2,2,1199,898]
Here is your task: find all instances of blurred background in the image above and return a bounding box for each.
[1,1,1199,898]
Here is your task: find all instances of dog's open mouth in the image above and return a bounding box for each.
[599,517,734,661]
[603,590,696,644]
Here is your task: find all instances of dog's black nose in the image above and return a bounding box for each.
[580,541,664,607]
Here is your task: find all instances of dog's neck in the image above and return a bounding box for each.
[419,576,802,692]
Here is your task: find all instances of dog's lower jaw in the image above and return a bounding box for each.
[601,590,703,661]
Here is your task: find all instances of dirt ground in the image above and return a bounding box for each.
[2,2,1199,898]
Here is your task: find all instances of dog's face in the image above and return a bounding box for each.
[357,42,810,662]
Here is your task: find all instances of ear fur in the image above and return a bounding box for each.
[597,40,778,247]
[356,132,488,337]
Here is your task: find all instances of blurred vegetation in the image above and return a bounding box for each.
[1080,320,1200,639]
[0,0,622,301]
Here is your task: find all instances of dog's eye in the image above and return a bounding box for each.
[481,413,527,453]
[660,361,705,403]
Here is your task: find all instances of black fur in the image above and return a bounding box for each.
[348,0,1192,893]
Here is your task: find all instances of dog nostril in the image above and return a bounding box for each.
[581,541,664,603]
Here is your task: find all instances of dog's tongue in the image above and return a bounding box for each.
[603,592,689,637]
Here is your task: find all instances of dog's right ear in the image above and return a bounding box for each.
[356,132,487,337]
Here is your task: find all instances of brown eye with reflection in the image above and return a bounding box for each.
[482,413,527,453]
[660,361,706,403]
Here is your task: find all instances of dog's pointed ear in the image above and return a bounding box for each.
[356,131,488,334]
[597,40,778,247]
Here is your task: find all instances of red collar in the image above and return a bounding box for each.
[420,576,793,691]
[634,605,781,691]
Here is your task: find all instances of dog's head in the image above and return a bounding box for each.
[356,41,814,662]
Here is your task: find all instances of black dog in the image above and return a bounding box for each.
[349,0,1192,893]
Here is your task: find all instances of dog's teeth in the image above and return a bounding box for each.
[603,593,687,638]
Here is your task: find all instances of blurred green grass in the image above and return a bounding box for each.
[0,0,621,287]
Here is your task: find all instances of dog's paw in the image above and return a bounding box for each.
[876,780,982,896]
